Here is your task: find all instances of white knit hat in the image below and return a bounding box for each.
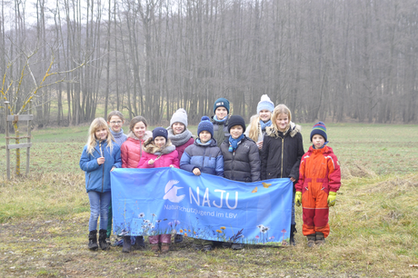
[170,108,188,127]
[257,94,274,114]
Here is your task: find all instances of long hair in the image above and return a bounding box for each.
[271,104,292,131]
[129,116,148,132]
[247,115,261,142]
[107,110,125,122]
[86,118,115,155]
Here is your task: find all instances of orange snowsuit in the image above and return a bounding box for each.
[295,145,341,238]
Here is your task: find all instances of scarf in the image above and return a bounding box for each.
[167,128,193,146]
[213,115,228,124]
[228,134,244,152]
[259,120,272,131]
[110,128,124,140]
[196,138,212,146]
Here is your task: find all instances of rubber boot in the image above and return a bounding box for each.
[88,230,98,251]
[315,232,325,245]
[161,243,170,254]
[99,229,110,250]
[290,224,297,246]
[122,236,132,253]
[133,236,146,250]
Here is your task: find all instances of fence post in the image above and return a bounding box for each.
[26,100,32,175]
[4,101,10,180]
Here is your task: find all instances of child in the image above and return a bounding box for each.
[220,115,260,250]
[180,116,224,251]
[294,122,341,247]
[119,116,152,253]
[245,94,274,151]
[260,104,304,245]
[79,118,121,251]
[107,111,127,147]
[137,127,180,254]
[167,108,194,244]
[106,111,127,243]
[167,108,194,159]
[211,97,231,147]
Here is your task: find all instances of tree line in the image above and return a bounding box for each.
[1,0,418,130]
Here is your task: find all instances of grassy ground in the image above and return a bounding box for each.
[1,123,418,277]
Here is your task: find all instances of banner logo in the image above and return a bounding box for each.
[163,180,185,203]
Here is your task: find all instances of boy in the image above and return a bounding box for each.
[180,116,224,251]
[294,122,341,247]
[211,98,230,147]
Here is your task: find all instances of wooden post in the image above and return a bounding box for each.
[26,100,32,175]
[15,116,20,176]
[4,101,10,180]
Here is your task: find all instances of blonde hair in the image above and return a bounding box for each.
[247,115,261,142]
[271,104,292,131]
[86,118,115,155]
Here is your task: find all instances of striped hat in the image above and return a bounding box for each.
[310,121,327,142]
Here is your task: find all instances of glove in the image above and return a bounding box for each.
[295,192,302,207]
[327,191,337,207]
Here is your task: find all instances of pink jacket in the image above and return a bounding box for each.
[137,138,180,169]
[120,131,152,168]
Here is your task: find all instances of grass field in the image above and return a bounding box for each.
[0,123,418,277]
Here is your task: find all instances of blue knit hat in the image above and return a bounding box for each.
[257,94,274,114]
[310,121,327,142]
[197,116,214,138]
[213,98,230,114]
[153,127,168,141]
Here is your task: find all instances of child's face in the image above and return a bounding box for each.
[259,109,271,122]
[172,122,185,135]
[215,107,228,120]
[108,116,124,133]
[312,134,325,149]
[276,113,289,132]
[230,125,243,139]
[154,136,166,148]
[95,126,108,141]
[133,121,147,139]
[199,131,211,143]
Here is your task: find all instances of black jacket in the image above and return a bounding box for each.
[220,136,261,182]
[260,123,304,181]
[211,116,230,147]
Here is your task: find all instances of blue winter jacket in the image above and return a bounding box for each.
[180,139,224,177]
[79,140,122,193]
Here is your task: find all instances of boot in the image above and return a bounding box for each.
[161,243,170,254]
[88,230,98,251]
[307,234,316,247]
[99,229,110,250]
[151,243,160,253]
[290,224,297,246]
[122,236,132,253]
[133,236,146,250]
[175,234,183,243]
[315,232,325,245]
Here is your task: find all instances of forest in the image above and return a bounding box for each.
[1,0,418,129]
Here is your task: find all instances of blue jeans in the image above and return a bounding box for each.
[88,191,111,231]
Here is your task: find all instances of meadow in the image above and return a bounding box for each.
[0,123,417,277]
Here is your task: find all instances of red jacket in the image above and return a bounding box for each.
[137,138,180,169]
[120,131,152,168]
[295,145,341,193]
[174,137,194,160]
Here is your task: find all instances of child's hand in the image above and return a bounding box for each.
[295,191,302,207]
[257,141,263,150]
[193,168,201,176]
[97,157,105,165]
[290,177,296,182]
[327,192,337,206]
[110,166,115,172]
[169,165,174,168]
[148,159,154,165]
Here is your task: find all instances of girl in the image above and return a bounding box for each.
[137,127,180,254]
[180,116,224,251]
[79,118,121,251]
[260,104,305,245]
[167,108,194,243]
[107,111,127,147]
[245,94,274,152]
[220,115,260,250]
[211,97,231,147]
[119,116,152,253]
[106,111,127,242]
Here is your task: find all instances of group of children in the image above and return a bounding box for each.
[79,96,341,253]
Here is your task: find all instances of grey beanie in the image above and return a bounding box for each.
[170,108,188,127]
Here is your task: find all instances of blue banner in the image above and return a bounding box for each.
[111,168,293,246]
